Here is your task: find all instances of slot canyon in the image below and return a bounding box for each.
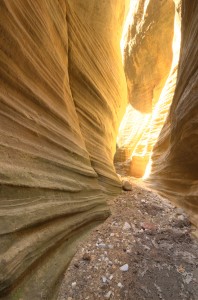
[0,0,197,299]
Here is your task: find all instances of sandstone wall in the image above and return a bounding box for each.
[0,1,128,299]
[123,0,175,113]
[148,0,198,232]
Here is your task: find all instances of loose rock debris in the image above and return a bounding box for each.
[58,179,198,300]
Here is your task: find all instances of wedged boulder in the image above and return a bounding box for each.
[122,180,132,191]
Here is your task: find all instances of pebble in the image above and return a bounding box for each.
[97,243,107,248]
[118,282,124,288]
[178,215,185,221]
[82,253,91,261]
[141,222,157,231]
[123,222,131,230]
[101,276,107,283]
[71,282,76,288]
[120,264,129,272]
[122,181,132,191]
[104,291,112,299]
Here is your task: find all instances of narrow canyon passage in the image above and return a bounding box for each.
[115,0,181,179]
[0,0,197,299]
[58,179,198,300]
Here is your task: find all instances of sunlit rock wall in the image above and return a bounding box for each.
[115,104,151,162]
[0,1,128,299]
[148,0,198,231]
[115,0,176,176]
[123,0,175,113]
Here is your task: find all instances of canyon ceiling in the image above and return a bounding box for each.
[0,0,197,299]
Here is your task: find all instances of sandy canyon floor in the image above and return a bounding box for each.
[58,178,198,300]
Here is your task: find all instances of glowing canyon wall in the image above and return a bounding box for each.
[116,0,180,177]
[0,1,128,299]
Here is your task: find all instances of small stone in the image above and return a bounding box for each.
[71,282,77,288]
[141,222,157,231]
[177,215,185,221]
[104,291,112,299]
[177,265,185,273]
[123,222,131,230]
[120,264,129,272]
[98,243,107,249]
[74,262,79,268]
[109,275,113,280]
[122,181,132,191]
[118,282,123,288]
[82,253,91,261]
[101,276,107,283]
[176,208,185,215]
[67,297,72,300]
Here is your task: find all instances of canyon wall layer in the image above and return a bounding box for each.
[0,1,128,299]
[148,0,198,231]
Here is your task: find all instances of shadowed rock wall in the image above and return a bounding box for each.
[0,1,128,299]
[148,0,198,231]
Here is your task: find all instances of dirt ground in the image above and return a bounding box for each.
[58,178,198,300]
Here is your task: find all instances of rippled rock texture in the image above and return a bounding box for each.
[148,0,198,232]
[0,1,128,299]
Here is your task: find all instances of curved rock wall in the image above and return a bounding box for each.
[148,0,198,232]
[0,1,128,299]
[66,0,128,193]
[123,0,175,113]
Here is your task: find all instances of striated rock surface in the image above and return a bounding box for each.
[0,1,128,299]
[66,0,128,193]
[115,0,178,176]
[123,0,175,113]
[148,0,198,232]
